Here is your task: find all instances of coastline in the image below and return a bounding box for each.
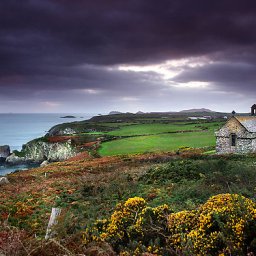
[0,113,94,175]
[0,163,40,176]
[0,113,93,151]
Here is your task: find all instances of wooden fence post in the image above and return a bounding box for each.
[45,207,61,239]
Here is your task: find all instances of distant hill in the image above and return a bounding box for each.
[180,108,214,113]
[109,111,123,115]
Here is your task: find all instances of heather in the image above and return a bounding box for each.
[1,153,256,255]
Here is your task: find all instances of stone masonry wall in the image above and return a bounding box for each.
[216,137,231,153]
[216,117,256,154]
[216,136,255,154]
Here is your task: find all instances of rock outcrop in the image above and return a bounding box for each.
[23,139,77,162]
[40,160,49,167]
[0,177,9,185]
[0,145,10,162]
[6,139,77,165]
[48,127,77,136]
[5,153,26,165]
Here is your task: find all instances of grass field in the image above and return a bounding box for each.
[106,123,198,136]
[99,130,216,155]
[98,120,224,156]
[47,115,225,156]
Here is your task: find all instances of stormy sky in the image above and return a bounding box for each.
[1,0,256,113]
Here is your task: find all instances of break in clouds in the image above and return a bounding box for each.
[1,0,256,113]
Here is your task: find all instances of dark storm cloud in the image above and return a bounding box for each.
[1,0,256,112]
[172,61,256,93]
[174,62,256,83]
[0,64,162,92]
[2,0,256,67]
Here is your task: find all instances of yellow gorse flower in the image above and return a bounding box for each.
[83,194,256,255]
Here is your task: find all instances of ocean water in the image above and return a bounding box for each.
[0,113,93,175]
[0,164,39,176]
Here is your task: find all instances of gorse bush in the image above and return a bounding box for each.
[168,194,256,255]
[83,197,172,255]
[84,194,256,255]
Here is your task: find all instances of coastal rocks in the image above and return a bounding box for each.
[60,127,77,135]
[5,153,26,165]
[5,139,77,165]
[40,160,49,167]
[0,177,9,185]
[48,127,77,136]
[0,145,10,162]
[23,139,77,162]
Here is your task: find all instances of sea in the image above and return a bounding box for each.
[0,113,94,176]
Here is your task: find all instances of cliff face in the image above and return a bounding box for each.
[23,139,77,162]
[6,139,77,164]
[0,145,10,162]
[47,127,77,136]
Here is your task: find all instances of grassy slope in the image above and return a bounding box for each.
[1,153,255,237]
[99,131,215,155]
[1,150,256,255]
[44,113,224,157]
[99,121,222,156]
[106,123,201,136]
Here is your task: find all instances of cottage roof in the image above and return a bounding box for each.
[235,116,256,132]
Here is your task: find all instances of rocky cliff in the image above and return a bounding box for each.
[6,139,77,165]
[0,145,10,162]
[27,139,77,161]
[47,126,77,136]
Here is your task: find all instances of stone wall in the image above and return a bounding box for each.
[215,117,246,137]
[216,136,231,153]
[216,134,256,154]
[216,117,256,154]
[236,138,254,153]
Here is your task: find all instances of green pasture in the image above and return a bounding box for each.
[99,130,216,156]
[106,121,222,136]
[105,123,215,136]
[96,122,138,127]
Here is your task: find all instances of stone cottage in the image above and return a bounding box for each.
[216,106,256,154]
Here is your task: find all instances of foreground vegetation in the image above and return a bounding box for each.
[1,152,256,255]
[84,194,256,255]
[3,113,251,255]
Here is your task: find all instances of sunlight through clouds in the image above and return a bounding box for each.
[173,81,210,88]
[115,57,212,89]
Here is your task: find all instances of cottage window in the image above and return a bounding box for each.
[231,134,236,146]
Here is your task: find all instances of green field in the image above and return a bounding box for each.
[98,120,223,156]
[106,123,200,136]
[47,114,224,156]
[106,122,222,136]
[99,130,216,156]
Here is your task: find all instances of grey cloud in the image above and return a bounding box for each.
[1,0,256,112]
[172,61,256,94]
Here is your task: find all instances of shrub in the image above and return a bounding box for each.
[0,223,27,256]
[83,197,172,255]
[167,194,256,255]
[84,194,256,255]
